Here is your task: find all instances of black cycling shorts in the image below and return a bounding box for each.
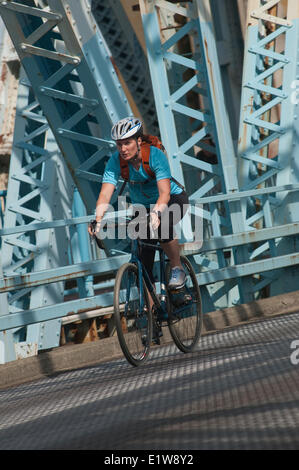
[134,191,189,283]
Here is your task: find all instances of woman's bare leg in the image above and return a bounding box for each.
[160,238,182,268]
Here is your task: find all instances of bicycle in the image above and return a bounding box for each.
[96,216,203,367]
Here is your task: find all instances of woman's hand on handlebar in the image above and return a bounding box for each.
[150,211,160,231]
[88,219,101,237]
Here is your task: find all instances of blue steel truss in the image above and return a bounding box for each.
[139,0,299,310]
[0,0,131,210]
[139,0,255,309]
[0,0,132,361]
[238,0,299,296]
[0,68,76,361]
[91,0,159,136]
[1,0,299,363]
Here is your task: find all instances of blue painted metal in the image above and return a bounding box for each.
[0,0,134,362]
[0,0,131,211]
[70,188,94,298]
[1,218,298,291]
[91,0,159,136]
[139,0,299,309]
[139,0,254,309]
[0,67,74,361]
[0,190,14,363]
[1,216,299,333]
[209,0,244,145]
[237,0,299,297]
[1,0,299,363]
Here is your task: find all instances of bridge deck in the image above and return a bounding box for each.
[0,311,298,450]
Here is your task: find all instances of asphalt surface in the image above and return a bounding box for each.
[0,312,298,451]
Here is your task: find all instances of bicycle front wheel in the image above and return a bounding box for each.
[167,256,202,353]
[114,263,152,367]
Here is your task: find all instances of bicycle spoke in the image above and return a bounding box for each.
[167,256,202,352]
[114,263,152,366]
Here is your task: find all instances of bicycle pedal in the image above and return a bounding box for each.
[152,322,163,345]
[152,337,161,345]
[169,289,192,308]
[153,325,163,336]
[141,334,149,347]
[168,286,185,294]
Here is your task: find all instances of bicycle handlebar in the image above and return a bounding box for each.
[89,214,159,249]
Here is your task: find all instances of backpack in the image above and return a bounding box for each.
[119,135,165,182]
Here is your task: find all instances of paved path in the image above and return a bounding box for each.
[0,313,298,450]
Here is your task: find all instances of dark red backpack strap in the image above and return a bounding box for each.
[140,143,155,180]
[119,155,129,181]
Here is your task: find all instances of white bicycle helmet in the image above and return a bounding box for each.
[111,117,143,140]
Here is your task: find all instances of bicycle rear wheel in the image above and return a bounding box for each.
[167,255,202,353]
[114,263,152,366]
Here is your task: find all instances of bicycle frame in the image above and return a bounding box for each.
[129,237,168,318]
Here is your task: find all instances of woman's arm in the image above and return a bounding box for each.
[95,183,115,221]
[153,178,170,213]
[88,182,115,235]
[151,178,171,229]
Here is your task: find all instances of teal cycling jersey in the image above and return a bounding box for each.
[102,146,183,207]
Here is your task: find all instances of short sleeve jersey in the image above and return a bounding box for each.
[102,146,182,207]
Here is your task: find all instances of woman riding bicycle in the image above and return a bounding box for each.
[88,116,189,294]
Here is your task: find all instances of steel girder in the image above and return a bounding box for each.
[0,0,299,363]
[238,0,299,297]
[91,0,159,136]
[139,0,299,310]
[0,68,77,361]
[0,0,131,211]
[0,0,132,361]
[139,0,255,310]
